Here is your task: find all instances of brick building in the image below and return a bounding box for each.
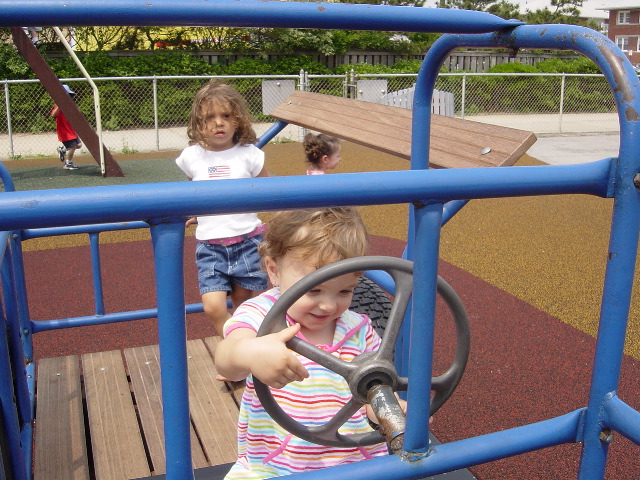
[603,3,640,66]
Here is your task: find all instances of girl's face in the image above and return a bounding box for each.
[320,146,341,171]
[265,253,359,342]
[201,101,237,151]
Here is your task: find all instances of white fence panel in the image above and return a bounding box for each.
[380,86,454,117]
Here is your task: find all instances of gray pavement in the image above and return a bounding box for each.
[526,133,620,165]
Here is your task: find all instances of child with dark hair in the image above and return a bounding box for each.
[303,132,342,175]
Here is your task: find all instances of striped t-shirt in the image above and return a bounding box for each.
[223,287,389,479]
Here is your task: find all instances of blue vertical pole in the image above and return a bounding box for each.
[149,219,194,480]
[403,202,443,454]
[577,80,640,480]
[0,261,27,480]
[89,232,105,316]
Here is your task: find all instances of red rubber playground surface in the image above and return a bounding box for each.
[11,142,640,479]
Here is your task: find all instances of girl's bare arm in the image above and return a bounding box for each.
[215,323,309,387]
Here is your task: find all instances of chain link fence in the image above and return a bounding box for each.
[0,72,619,160]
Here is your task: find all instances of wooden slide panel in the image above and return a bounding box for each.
[272,91,536,168]
[34,355,90,480]
[82,350,150,480]
[123,345,208,475]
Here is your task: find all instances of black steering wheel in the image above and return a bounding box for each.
[254,256,470,448]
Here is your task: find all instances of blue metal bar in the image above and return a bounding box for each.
[0,249,31,429]
[280,410,583,480]
[442,199,470,226]
[0,0,522,33]
[0,161,613,232]
[0,162,15,193]
[603,393,640,446]
[89,232,105,316]
[403,203,443,453]
[6,234,33,365]
[256,120,288,149]
[423,25,640,479]
[21,221,151,239]
[149,219,194,480]
[0,306,27,480]
[363,270,395,296]
[31,302,204,332]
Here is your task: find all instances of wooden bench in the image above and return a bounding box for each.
[34,337,242,480]
[270,91,537,169]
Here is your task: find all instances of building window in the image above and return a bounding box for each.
[617,10,631,25]
[617,36,630,51]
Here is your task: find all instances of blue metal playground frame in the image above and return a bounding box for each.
[0,1,639,479]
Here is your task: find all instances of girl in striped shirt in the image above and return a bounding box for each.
[215,207,397,478]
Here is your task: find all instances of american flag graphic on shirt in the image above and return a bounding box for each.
[208,165,230,178]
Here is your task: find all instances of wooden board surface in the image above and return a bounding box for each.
[124,344,209,474]
[34,355,90,480]
[186,339,240,466]
[271,91,536,169]
[82,350,151,480]
[35,338,242,479]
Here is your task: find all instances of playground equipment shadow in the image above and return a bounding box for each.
[6,141,640,478]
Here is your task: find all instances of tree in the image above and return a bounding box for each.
[523,0,585,25]
[487,0,522,21]
[436,0,495,10]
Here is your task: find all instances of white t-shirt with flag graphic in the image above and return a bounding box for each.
[176,143,265,241]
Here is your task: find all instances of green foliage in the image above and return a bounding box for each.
[225,57,273,75]
[390,59,424,73]
[534,56,599,74]
[0,43,32,79]
[333,62,394,75]
[487,62,539,74]
[271,56,330,75]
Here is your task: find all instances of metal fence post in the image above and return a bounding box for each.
[4,83,13,159]
[559,73,566,134]
[460,73,466,119]
[153,76,159,151]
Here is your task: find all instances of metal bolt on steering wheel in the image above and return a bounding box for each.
[254,256,470,451]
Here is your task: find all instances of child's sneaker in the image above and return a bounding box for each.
[63,162,79,170]
[57,145,66,162]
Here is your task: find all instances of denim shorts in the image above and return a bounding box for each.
[195,234,268,295]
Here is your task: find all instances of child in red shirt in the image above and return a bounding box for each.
[50,84,82,170]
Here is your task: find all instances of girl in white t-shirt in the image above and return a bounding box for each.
[176,81,269,337]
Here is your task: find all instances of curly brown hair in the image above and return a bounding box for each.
[259,207,368,269]
[303,133,342,166]
[187,81,257,148]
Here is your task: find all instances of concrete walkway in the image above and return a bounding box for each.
[527,133,619,165]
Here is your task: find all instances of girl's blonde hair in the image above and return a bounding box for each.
[187,81,257,147]
[260,207,368,269]
[303,133,341,166]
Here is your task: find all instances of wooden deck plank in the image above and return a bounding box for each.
[124,344,209,475]
[203,337,245,404]
[35,343,244,479]
[82,350,151,480]
[271,91,536,168]
[186,339,240,466]
[34,355,90,480]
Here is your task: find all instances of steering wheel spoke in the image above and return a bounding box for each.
[288,337,356,379]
